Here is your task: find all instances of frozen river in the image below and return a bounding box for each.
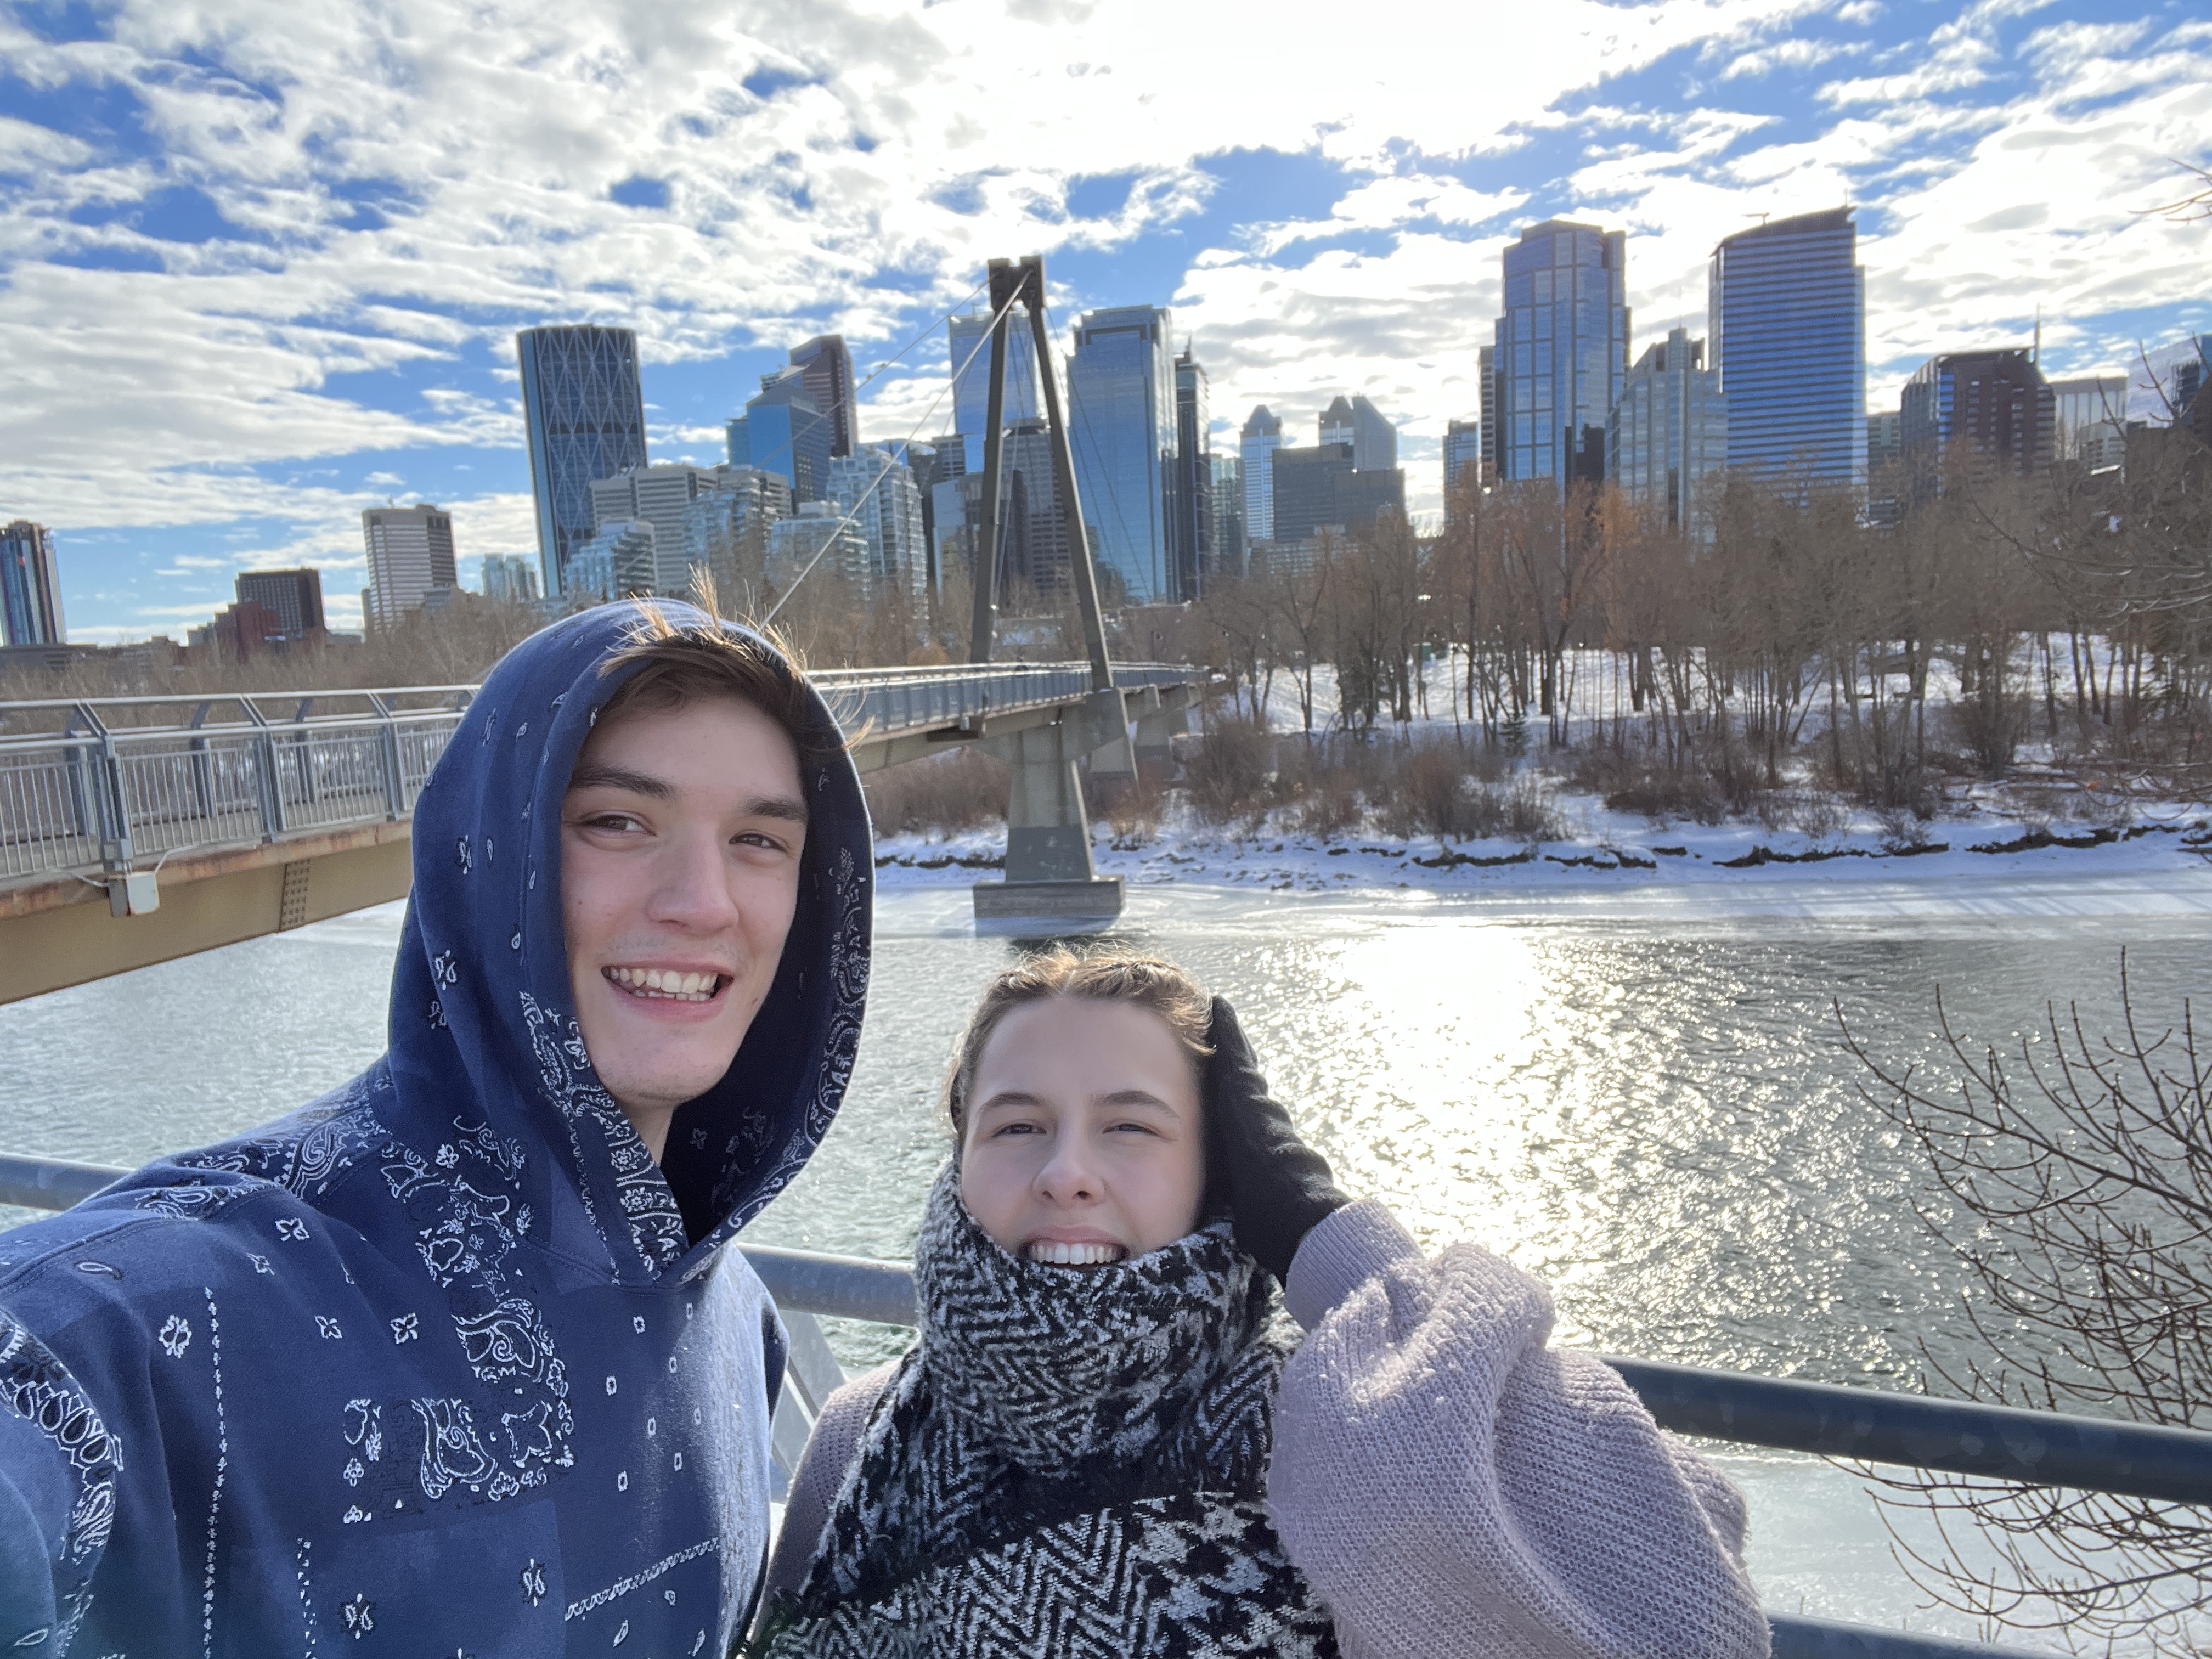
[6,865,2210,1645]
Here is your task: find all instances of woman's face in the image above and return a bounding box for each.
[959,996,1205,1267]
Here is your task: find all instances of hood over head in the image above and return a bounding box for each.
[387,600,871,1278]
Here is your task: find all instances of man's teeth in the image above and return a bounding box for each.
[605,967,721,1002]
[1026,1240,1126,1267]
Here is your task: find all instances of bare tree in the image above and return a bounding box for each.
[1843,961,2212,1653]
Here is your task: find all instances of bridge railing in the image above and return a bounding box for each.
[3,1150,2203,1658]
[0,664,1199,882]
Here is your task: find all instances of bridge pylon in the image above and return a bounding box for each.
[964,255,1128,934]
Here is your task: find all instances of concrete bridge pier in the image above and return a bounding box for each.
[972,688,1129,933]
[1128,683,1195,779]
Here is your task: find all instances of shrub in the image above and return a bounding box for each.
[1184,716,1274,823]
[862,747,1008,834]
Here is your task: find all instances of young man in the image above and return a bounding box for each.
[0,601,872,1654]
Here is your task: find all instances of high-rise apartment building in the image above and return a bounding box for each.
[1239,407,1282,544]
[765,503,868,594]
[1068,304,1176,605]
[479,554,542,606]
[234,567,325,637]
[1900,348,2055,498]
[1170,347,1213,601]
[827,445,928,603]
[361,505,458,631]
[1210,454,1246,578]
[1606,329,1727,541]
[680,468,791,610]
[1318,395,1397,471]
[1443,419,1483,500]
[949,307,1042,474]
[588,463,735,593]
[1477,347,1500,480]
[566,522,656,603]
[931,421,1074,599]
[2048,375,2130,470]
[727,366,834,505]
[1709,208,1865,490]
[2,521,66,647]
[517,326,648,600]
[787,335,857,458]
[1492,220,1629,488]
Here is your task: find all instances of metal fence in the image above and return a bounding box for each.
[0,665,1197,882]
[4,1152,2204,1657]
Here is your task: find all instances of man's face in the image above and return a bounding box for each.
[559,696,806,1156]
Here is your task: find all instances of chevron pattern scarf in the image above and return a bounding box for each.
[758,1165,1339,1657]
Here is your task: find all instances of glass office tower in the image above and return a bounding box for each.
[1606,328,1726,541]
[1899,348,2053,500]
[727,366,834,505]
[949,308,1042,474]
[518,325,649,598]
[1170,347,1212,601]
[1067,305,1175,604]
[788,335,857,458]
[0,520,64,646]
[1491,221,1629,489]
[1443,419,1482,499]
[1239,405,1282,544]
[1708,207,1866,490]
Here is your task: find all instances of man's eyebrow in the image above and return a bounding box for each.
[566,762,674,800]
[746,794,810,826]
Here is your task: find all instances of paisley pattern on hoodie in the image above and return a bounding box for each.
[0,602,872,1656]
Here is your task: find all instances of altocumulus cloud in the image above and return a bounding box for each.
[0,0,2205,639]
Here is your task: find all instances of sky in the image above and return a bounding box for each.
[3,0,2208,641]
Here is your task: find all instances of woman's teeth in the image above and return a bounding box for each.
[1027,1240,1126,1267]
[605,967,721,1002]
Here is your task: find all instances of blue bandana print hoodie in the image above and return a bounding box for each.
[0,602,873,1655]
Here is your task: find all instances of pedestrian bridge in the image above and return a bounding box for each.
[0,662,1200,1002]
[3,1149,2207,1659]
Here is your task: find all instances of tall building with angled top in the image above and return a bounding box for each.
[517,326,649,600]
[2,521,66,646]
[1492,220,1629,489]
[1709,208,1865,490]
[1606,329,1726,541]
[787,335,857,458]
[1068,304,1176,605]
[1319,395,1397,471]
[1239,406,1282,544]
[727,366,834,506]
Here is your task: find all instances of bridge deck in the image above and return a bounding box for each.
[0,663,1197,1000]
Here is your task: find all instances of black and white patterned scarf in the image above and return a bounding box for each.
[758,1165,1339,1657]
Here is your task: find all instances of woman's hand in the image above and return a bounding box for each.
[1201,996,1349,1283]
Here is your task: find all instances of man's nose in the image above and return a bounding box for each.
[646,828,742,931]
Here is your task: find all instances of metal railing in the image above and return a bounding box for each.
[0,664,1198,883]
[7,1153,2204,1657]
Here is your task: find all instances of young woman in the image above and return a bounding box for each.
[755,951,1770,1658]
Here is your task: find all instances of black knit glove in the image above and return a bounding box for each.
[1201,996,1350,1284]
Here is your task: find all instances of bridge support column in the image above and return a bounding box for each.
[1130,684,1194,780]
[972,692,1128,933]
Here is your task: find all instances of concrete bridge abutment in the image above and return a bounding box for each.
[970,688,1130,933]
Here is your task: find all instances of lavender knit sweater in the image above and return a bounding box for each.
[766,1200,1770,1658]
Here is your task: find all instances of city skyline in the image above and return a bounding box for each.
[3,0,2206,640]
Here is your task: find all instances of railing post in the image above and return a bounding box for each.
[238,697,285,839]
[368,693,404,820]
[76,703,133,871]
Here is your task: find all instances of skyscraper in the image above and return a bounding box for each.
[1318,395,1397,471]
[1,521,65,647]
[1170,346,1212,601]
[588,463,730,592]
[787,335,857,458]
[1605,329,1727,540]
[517,326,648,600]
[1709,207,1866,490]
[765,503,868,593]
[1210,454,1247,578]
[2131,334,2212,424]
[949,307,1042,473]
[1239,406,1282,544]
[680,469,790,611]
[1443,419,1483,500]
[2049,374,2129,469]
[361,505,458,630]
[1492,220,1629,488]
[1067,304,1176,605]
[1477,347,1500,479]
[727,366,834,505]
[566,523,655,603]
[234,567,326,637]
[827,444,929,603]
[1269,443,1405,545]
[1900,348,2054,498]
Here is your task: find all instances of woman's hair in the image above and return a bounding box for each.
[944,948,1214,1142]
